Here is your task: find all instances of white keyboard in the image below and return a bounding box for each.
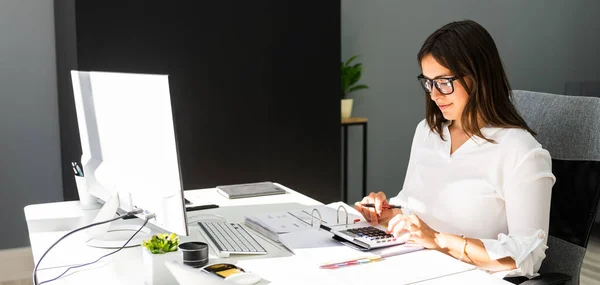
[197,221,267,257]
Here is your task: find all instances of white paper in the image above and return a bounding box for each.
[279,228,423,261]
[376,243,424,257]
[247,211,312,234]
[279,228,345,253]
[328,250,476,285]
[236,256,341,285]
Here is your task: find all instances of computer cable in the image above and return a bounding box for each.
[32,209,146,285]
[36,217,150,285]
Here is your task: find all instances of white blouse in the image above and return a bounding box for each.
[389,120,555,278]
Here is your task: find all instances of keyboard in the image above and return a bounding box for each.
[197,221,267,257]
[331,226,406,250]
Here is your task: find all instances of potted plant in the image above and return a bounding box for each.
[142,233,182,285]
[341,55,369,119]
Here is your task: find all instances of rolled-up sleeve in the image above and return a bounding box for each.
[481,148,555,278]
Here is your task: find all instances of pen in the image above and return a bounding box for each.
[71,162,78,175]
[361,203,402,209]
[75,164,83,176]
[72,162,84,177]
[319,256,384,269]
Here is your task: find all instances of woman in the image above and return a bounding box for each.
[354,20,555,282]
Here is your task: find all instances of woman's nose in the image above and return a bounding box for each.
[430,88,444,101]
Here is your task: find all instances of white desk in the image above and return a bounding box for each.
[25,184,510,284]
[413,269,514,285]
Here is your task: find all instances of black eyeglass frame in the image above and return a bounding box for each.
[417,74,459,95]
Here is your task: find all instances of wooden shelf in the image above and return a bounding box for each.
[342,117,368,125]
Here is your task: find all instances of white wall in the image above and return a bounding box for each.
[342,0,600,202]
[0,0,62,249]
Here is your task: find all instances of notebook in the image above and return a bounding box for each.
[216,182,286,199]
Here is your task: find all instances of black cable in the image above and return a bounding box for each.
[32,215,125,285]
[31,212,143,285]
[37,217,150,285]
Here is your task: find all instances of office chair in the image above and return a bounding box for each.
[564,81,600,227]
[511,90,600,285]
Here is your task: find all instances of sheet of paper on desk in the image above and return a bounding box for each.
[279,228,344,253]
[279,228,423,262]
[236,256,341,285]
[248,211,312,234]
[375,242,424,257]
[328,250,476,285]
[279,229,379,267]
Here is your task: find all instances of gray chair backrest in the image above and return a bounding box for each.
[512,90,600,285]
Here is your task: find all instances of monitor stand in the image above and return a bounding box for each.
[84,194,152,249]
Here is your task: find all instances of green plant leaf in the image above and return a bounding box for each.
[349,84,369,93]
[143,232,180,254]
[341,55,368,97]
[348,65,362,86]
[345,55,359,66]
[345,70,356,84]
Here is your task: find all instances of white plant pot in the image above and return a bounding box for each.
[341,99,353,119]
[142,248,183,285]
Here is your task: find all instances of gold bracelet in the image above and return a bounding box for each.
[459,235,467,262]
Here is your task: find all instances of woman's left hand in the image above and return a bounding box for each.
[386,214,442,250]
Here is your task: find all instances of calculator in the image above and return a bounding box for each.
[331,226,407,250]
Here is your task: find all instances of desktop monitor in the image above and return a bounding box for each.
[71,70,189,247]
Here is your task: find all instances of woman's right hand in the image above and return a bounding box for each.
[354,192,399,225]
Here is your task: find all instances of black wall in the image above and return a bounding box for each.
[55,1,341,203]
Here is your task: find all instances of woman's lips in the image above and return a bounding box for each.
[438,103,452,110]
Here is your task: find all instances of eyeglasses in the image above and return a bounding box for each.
[417,75,458,95]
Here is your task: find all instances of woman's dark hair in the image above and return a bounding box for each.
[417,20,535,141]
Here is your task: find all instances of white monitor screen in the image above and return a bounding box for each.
[71,70,188,236]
